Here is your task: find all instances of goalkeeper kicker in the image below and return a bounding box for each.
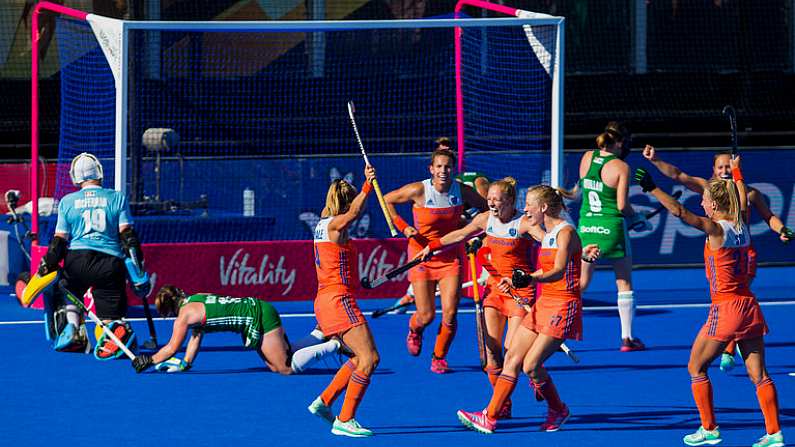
[132,285,345,374]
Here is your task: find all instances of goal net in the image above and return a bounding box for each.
[31,1,564,244]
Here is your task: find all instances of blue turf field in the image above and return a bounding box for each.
[1,268,793,447]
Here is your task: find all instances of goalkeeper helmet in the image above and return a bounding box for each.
[69,152,104,185]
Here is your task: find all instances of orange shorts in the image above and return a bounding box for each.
[314,289,366,337]
[482,285,530,318]
[699,295,767,342]
[407,244,463,282]
[521,294,582,341]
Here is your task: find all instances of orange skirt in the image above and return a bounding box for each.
[314,289,366,337]
[407,244,464,282]
[521,294,582,341]
[699,295,767,342]
[482,285,529,318]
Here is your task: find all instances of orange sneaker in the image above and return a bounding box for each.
[430,356,450,374]
[620,338,645,352]
[540,405,570,432]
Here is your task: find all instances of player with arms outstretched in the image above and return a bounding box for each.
[456,185,599,434]
[306,165,380,437]
[642,145,792,370]
[384,147,487,373]
[635,159,783,447]
[130,286,343,374]
[416,177,536,418]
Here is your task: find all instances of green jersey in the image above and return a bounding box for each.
[579,152,621,219]
[456,171,489,189]
[183,294,282,348]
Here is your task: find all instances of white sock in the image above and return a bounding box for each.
[291,339,340,373]
[291,327,326,351]
[65,304,81,327]
[617,291,634,340]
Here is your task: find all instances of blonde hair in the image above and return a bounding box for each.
[155,285,186,317]
[527,184,566,217]
[707,178,742,230]
[323,179,358,217]
[490,176,517,203]
[595,131,619,149]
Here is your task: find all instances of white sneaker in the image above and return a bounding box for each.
[307,396,335,425]
[331,417,373,437]
[683,426,722,446]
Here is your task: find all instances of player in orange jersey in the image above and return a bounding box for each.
[384,147,487,373]
[456,185,600,434]
[416,177,537,418]
[635,158,783,447]
[307,165,380,438]
[643,146,792,371]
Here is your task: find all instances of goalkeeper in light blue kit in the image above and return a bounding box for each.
[131,285,344,374]
[38,152,144,359]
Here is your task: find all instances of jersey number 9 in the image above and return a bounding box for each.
[81,208,107,233]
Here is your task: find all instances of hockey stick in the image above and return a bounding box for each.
[467,241,488,371]
[361,255,425,290]
[370,277,487,318]
[347,101,398,237]
[476,246,579,364]
[628,190,683,231]
[58,280,137,361]
[722,105,738,156]
[125,256,157,350]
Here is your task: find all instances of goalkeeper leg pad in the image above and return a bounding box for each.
[94,320,137,360]
[53,322,90,353]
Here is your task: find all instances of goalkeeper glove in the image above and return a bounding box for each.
[155,357,191,373]
[634,168,657,193]
[781,227,793,244]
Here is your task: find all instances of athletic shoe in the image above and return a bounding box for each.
[307,396,335,425]
[430,356,450,374]
[752,431,784,447]
[457,409,496,434]
[540,405,571,432]
[719,352,736,373]
[529,379,545,402]
[620,337,645,352]
[496,399,512,420]
[331,417,373,437]
[682,426,722,446]
[406,329,422,356]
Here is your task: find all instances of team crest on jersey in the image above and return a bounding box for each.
[509,228,517,237]
[549,237,555,246]
[450,196,459,205]
[426,198,435,205]
[487,226,493,233]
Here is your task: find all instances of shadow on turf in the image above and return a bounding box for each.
[182,367,395,376]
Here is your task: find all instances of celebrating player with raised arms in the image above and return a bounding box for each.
[635,159,783,447]
[306,165,380,437]
[642,145,793,371]
[384,146,487,373]
[574,122,649,352]
[130,286,343,374]
[416,177,536,418]
[456,185,599,434]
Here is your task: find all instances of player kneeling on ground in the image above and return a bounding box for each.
[131,285,344,374]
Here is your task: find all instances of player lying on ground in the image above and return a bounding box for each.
[635,158,783,447]
[131,285,343,374]
[642,145,793,372]
[455,185,599,434]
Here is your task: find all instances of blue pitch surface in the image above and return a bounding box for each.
[1,268,793,447]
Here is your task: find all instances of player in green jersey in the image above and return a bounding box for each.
[131,285,342,374]
[575,122,650,352]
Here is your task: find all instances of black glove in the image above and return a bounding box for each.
[634,168,657,193]
[466,237,483,255]
[512,268,532,289]
[781,227,793,244]
[132,354,154,373]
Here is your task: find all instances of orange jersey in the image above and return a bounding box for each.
[313,217,357,294]
[537,221,582,299]
[484,212,537,297]
[704,220,754,302]
[408,179,465,264]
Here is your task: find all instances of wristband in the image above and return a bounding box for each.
[361,182,373,195]
[427,239,443,252]
[731,167,744,182]
[582,255,596,263]
[393,215,409,233]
